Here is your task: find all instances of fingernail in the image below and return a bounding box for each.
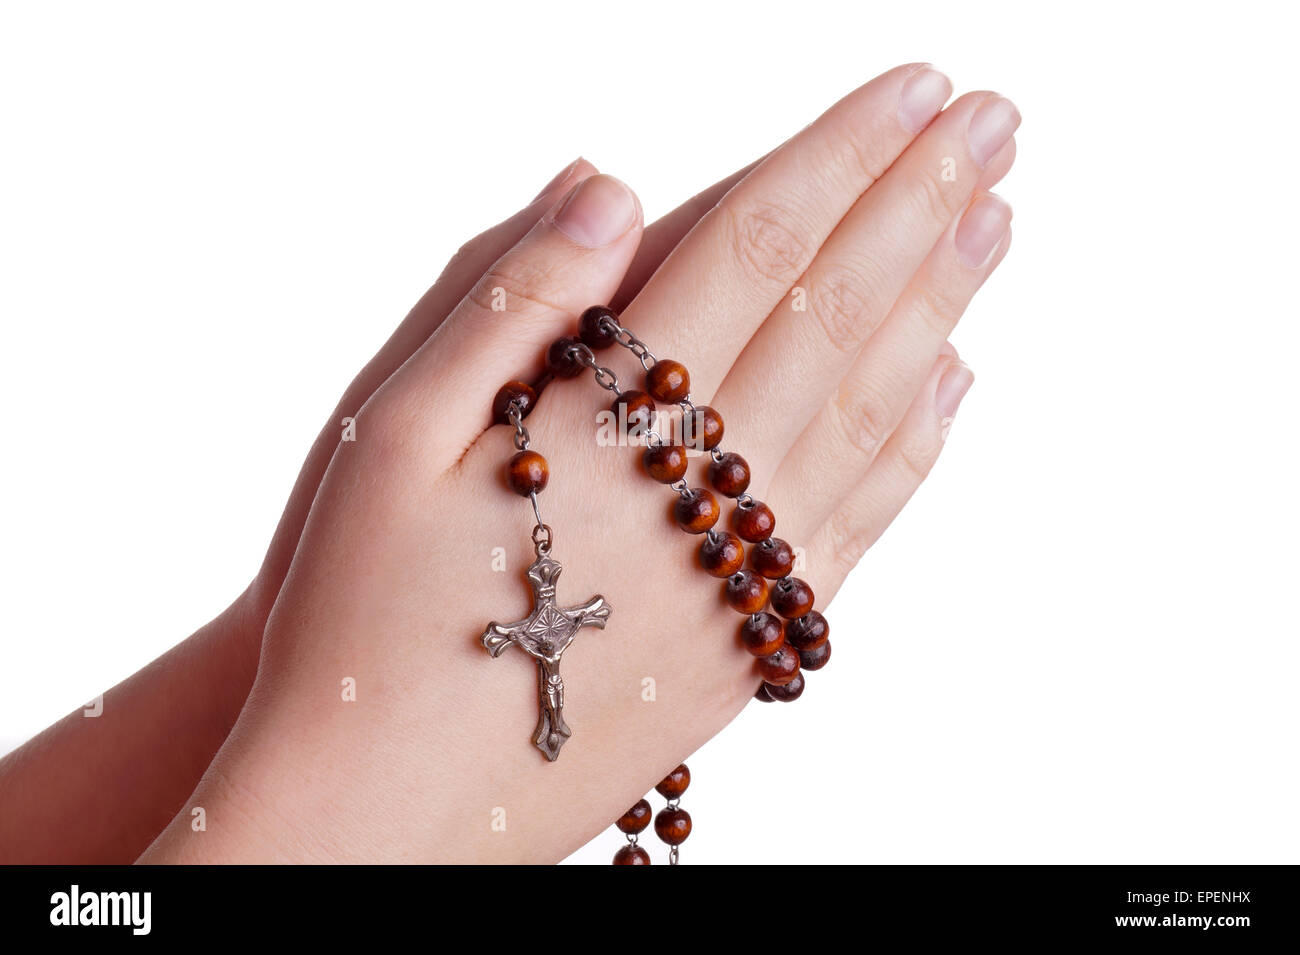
[532,157,582,202]
[967,95,1020,167]
[552,174,637,248]
[954,194,1013,268]
[936,360,974,432]
[898,67,952,133]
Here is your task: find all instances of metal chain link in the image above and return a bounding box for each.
[566,341,621,393]
[597,313,657,370]
[666,796,682,865]
[507,399,531,451]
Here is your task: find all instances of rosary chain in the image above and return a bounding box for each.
[507,399,531,451]
[597,313,657,370]
[566,341,622,393]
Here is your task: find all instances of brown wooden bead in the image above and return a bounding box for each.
[725,569,769,614]
[707,451,751,497]
[673,488,720,534]
[578,305,619,350]
[506,450,549,496]
[785,610,829,651]
[753,682,775,702]
[645,359,690,402]
[771,577,815,619]
[733,498,776,542]
[654,807,692,846]
[615,798,653,835]
[613,844,651,865]
[699,531,745,578]
[545,335,586,378]
[765,672,805,702]
[740,612,785,656]
[798,640,831,671]
[612,390,656,434]
[756,646,800,686]
[655,764,691,799]
[491,380,537,426]
[750,537,794,579]
[682,405,724,451]
[642,444,688,483]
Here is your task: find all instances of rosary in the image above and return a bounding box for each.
[480,306,831,865]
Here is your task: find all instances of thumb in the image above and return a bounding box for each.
[375,173,643,467]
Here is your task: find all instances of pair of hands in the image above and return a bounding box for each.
[1,63,1018,863]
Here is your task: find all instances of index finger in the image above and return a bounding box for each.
[618,63,953,399]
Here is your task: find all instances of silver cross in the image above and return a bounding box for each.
[481,552,612,761]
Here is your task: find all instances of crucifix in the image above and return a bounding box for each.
[481,551,612,761]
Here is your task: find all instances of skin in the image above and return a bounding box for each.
[0,64,1018,864]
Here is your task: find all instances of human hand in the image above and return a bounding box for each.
[0,153,757,866]
[141,63,1018,863]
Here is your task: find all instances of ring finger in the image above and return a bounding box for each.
[770,198,1011,543]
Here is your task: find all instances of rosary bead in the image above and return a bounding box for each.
[645,359,690,403]
[642,444,688,483]
[613,844,651,865]
[612,389,656,434]
[655,764,691,798]
[756,646,801,686]
[771,577,815,619]
[545,335,586,378]
[785,610,829,651]
[578,305,619,350]
[765,672,805,702]
[707,451,751,497]
[506,450,549,496]
[673,488,720,534]
[798,640,832,671]
[753,682,775,702]
[683,405,724,451]
[732,498,776,542]
[654,807,693,846]
[750,537,795,579]
[740,612,785,656]
[615,798,653,835]
[491,380,537,425]
[699,531,745,577]
[725,569,770,614]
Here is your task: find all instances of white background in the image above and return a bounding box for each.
[1,1,1296,864]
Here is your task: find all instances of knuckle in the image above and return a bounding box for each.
[830,375,893,460]
[452,234,487,266]
[806,265,883,353]
[725,198,814,287]
[466,261,563,318]
[908,278,967,337]
[438,230,494,282]
[908,166,963,231]
[842,135,891,188]
[823,508,875,577]
[895,428,943,483]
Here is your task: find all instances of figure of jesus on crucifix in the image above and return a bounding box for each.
[480,552,612,761]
